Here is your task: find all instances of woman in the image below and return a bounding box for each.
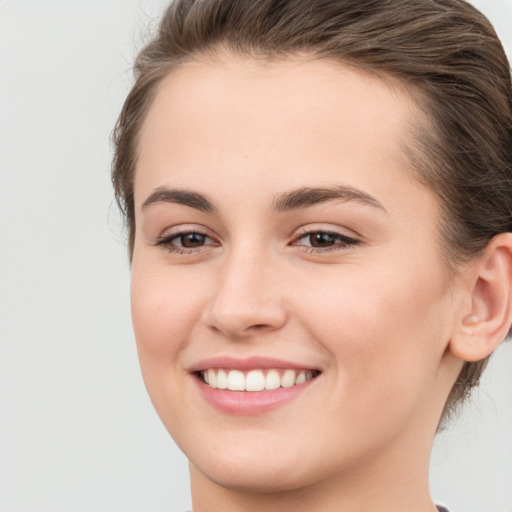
[112,1,512,510]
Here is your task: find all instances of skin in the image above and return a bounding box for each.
[130,55,474,512]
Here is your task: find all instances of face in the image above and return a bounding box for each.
[131,56,463,495]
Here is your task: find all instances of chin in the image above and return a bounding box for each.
[193,456,312,494]
[178,428,318,493]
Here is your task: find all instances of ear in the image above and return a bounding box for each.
[449,233,512,362]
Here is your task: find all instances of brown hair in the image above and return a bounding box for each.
[112,0,512,424]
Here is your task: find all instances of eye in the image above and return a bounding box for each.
[293,230,360,252]
[155,230,217,252]
[173,232,210,248]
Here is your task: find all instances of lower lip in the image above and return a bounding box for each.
[194,376,317,415]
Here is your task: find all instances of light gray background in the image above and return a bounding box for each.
[0,1,511,511]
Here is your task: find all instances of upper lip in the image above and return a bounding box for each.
[189,356,320,373]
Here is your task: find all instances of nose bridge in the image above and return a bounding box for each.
[203,242,286,337]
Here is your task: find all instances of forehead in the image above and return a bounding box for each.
[135,54,424,206]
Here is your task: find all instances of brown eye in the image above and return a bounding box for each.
[178,233,208,248]
[293,230,360,252]
[308,232,339,248]
[155,231,216,253]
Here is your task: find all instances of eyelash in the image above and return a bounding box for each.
[155,230,216,254]
[154,229,360,255]
[293,230,360,253]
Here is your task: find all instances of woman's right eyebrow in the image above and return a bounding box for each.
[142,187,217,213]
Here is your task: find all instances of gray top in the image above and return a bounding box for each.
[181,507,450,511]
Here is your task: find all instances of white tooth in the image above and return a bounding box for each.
[207,369,217,388]
[295,371,306,385]
[227,370,245,391]
[203,371,209,384]
[306,371,313,381]
[281,369,296,388]
[217,369,228,389]
[265,369,281,390]
[246,370,265,392]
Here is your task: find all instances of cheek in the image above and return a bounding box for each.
[129,264,210,434]
[299,262,452,400]
[130,264,207,367]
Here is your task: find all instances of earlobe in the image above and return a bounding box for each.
[450,233,512,362]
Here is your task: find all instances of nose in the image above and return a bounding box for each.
[201,248,288,339]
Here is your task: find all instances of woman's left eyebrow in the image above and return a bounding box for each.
[273,186,388,213]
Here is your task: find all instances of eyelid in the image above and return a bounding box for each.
[293,224,360,241]
[293,222,361,238]
[155,224,216,240]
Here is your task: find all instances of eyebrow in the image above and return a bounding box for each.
[142,187,217,213]
[273,186,387,213]
[141,185,386,214]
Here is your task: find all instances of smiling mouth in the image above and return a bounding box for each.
[199,368,320,392]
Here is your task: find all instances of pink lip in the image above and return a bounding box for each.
[189,356,318,373]
[189,356,320,416]
[194,377,317,415]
